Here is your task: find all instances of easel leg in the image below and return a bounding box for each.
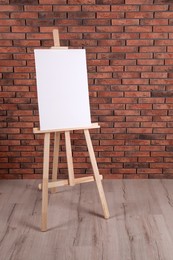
[41,133,50,231]
[84,129,110,219]
[65,131,75,186]
[51,132,60,193]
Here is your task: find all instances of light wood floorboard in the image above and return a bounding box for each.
[1,180,173,260]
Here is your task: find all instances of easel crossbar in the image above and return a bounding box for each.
[38,175,103,190]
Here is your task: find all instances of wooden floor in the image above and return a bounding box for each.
[1,179,173,260]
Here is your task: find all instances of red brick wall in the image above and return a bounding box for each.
[1,0,173,179]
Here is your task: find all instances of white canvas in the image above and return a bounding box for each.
[34,49,91,131]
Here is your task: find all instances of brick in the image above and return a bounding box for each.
[168,46,173,52]
[127,128,152,134]
[150,163,173,168]
[0,0,9,3]
[1,18,25,26]
[0,5,23,11]
[169,33,173,39]
[137,59,164,65]
[98,116,125,122]
[99,104,125,109]
[0,13,9,19]
[126,53,152,59]
[88,60,109,66]
[127,39,153,45]
[141,110,167,116]
[156,40,173,46]
[83,19,111,26]
[151,79,173,85]
[101,127,126,133]
[97,66,123,72]
[112,5,139,11]
[125,0,153,3]
[139,85,165,91]
[54,5,81,12]
[12,26,39,32]
[97,0,125,3]
[26,19,54,26]
[70,39,97,47]
[141,5,168,11]
[165,60,173,65]
[97,12,124,18]
[114,71,140,80]
[9,169,34,174]
[97,52,125,59]
[125,26,152,32]
[98,39,125,46]
[40,0,65,3]
[154,128,173,134]
[127,12,153,18]
[24,5,52,11]
[10,0,38,3]
[112,46,138,52]
[110,60,136,66]
[0,27,10,32]
[139,98,165,104]
[125,151,150,157]
[154,26,173,32]
[154,53,173,59]
[0,60,26,67]
[126,104,152,109]
[96,26,123,32]
[112,32,139,39]
[116,122,140,128]
[0,33,25,40]
[155,12,173,18]
[124,162,148,168]
[126,116,152,122]
[123,79,149,84]
[140,46,166,52]
[140,19,168,25]
[0,40,12,46]
[38,12,66,19]
[112,169,136,174]
[141,72,167,78]
[89,73,113,78]
[114,110,140,115]
[68,12,95,19]
[95,79,121,84]
[140,32,168,39]
[125,66,152,72]
[11,12,38,19]
[112,19,139,25]
[69,26,95,32]
[82,5,110,11]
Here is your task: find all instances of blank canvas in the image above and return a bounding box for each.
[34,49,91,131]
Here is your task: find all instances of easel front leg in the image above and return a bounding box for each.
[84,129,110,219]
[51,132,60,193]
[65,131,75,186]
[41,133,50,231]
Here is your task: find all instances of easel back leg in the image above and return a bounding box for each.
[51,132,60,193]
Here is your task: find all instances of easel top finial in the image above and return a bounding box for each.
[51,29,68,50]
[53,29,60,47]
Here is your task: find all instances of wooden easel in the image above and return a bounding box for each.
[33,29,110,232]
